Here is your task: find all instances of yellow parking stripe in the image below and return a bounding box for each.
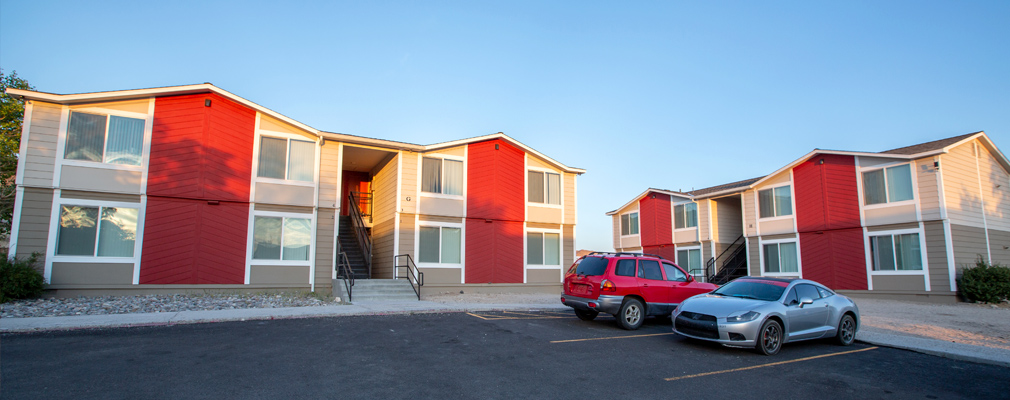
[550,333,675,344]
[664,347,878,381]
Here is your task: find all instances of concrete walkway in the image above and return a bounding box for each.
[2,297,1008,368]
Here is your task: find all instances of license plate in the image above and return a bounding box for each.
[572,284,590,295]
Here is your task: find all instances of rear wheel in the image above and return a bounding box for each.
[755,319,782,355]
[835,314,856,346]
[616,298,644,330]
[574,309,599,321]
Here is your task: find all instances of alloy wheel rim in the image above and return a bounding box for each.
[625,305,641,324]
[841,318,854,343]
[763,324,780,351]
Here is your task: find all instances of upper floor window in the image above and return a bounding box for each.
[870,232,922,271]
[252,215,312,261]
[422,157,463,196]
[528,170,561,205]
[527,231,560,265]
[258,136,315,182]
[620,212,639,236]
[674,203,698,229]
[763,242,798,273]
[863,164,913,205]
[65,111,144,166]
[419,225,461,264]
[56,205,139,257]
[759,185,792,218]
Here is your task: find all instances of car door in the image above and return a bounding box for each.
[661,262,695,305]
[784,284,831,340]
[636,259,672,315]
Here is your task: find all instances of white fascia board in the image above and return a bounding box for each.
[604,188,689,216]
[424,133,587,174]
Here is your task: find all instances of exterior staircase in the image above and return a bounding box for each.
[337,215,370,280]
[340,279,420,302]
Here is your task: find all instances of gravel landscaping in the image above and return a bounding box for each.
[1,293,332,319]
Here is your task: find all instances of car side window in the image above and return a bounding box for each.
[614,259,636,277]
[784,288,798,306]
[662,262,687,282]
[637,260,663,280]
[817,286,834,298]
[795,284,821,301]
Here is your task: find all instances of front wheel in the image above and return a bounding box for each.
[755,319,782,355]
[616,298,644,330]
[835,314,856,346]
[574,309,599,321]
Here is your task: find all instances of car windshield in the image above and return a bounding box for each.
[575,257,608,276]
[712,279,788,301]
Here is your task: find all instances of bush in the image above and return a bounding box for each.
[958,258,1010,303]
[1,253,45,303]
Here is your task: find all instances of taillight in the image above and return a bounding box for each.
[601,279,617,292]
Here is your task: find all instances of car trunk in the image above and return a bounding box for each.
[564,256,610,297]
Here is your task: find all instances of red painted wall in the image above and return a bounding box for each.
[793,154,867,290]
[639,193,673,247]
[465,139,525,283]
[140,93,256,284]
[643,244,678,262]
[340,171,370,216]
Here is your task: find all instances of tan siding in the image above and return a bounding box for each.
[527,222,560,230]
[428,145,466,157]
[253,204,314,214]
[314,208,336,290]
[758,170,791,188]
[60,165,143,193]
[563,173,576,225]
[318,142,340,208]
[916,157,942,221]
[866,222,920,232]
[698,200,711,241]
[612,215,620,250]
[61,190,141,203]
[949,223,988,276]
[259,113,315,140]
[399,213,416,258]
[50,263,133,285]
[527,156,551,170]
[942,142,986,229]
[743,190,757,237]
[370,155,399,278]
[979,147,1010,232]
[418,267,461,285]
[72,99,149,114]
[871,275,926,291]
[255,182,315,207]
[716,196,743,243]
[419,215,463,223]
[23,102,61,188]
[527,268,561,284]
[400,152,418,214]
[748,237,761,275]
[15,187,55,270]
[923,221,951,292]
[564,224,575,267]
[250,265,312,285]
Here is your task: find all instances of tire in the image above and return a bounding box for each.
[755,319,783,356]
[835,314,856,346]
[574,309,599,321]
[616,298,645,330]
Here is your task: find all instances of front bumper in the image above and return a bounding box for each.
[671,311,765,347]
[561,294,624,315]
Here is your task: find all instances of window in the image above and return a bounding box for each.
[252,216,312,261]
[258,136,316,182]
[863,164,913,205]
[620,212,639,236]
[421,157,463,196]
[763,242,798,273]
[663,262,688,282]
[419,226,462,264]
[795,284,821,301]
[759,185,792,218]
[615,259,637,277]
[870,233,922,271]
[528,170,561,205]
[677,248,702,276]
[65,111,145,166]
[56,205,139,257]
[674,203,698,229]
[637,259,663,280]
[527,232,560,265]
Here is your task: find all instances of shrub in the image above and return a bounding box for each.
[1,252,45,303]
[957,258,1010,304]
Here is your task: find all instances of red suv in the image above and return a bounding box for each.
[561,252,718,330]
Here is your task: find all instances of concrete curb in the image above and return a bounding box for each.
[856,331,1010,368]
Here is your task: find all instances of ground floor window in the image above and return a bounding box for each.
[419,226,461,264]
[56,205,139,257]
[763,242,798,273]
[527,231,560,265]
[676,248,702,276]
[252,216,312,261]
[870,233,922,271]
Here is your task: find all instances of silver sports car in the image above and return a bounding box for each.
[672,277,859,355]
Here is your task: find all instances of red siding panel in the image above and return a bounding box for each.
[643,244,678,262]
[466,139,525,222]
[639,193,673,247]
[800,229,868,290]
[465,219,523,283]
[794,154,861,232]
[140,198,248,284]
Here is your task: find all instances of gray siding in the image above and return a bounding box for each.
[949,223,989,276]
[250,265,312,286]
[22,102,61,188]
[564,224,575,267]
[989,229,1010,266]
[51,262,133,285]
[60,165,142,194]
[923,221,951,292]
[528,268,561,284]
[15,187,54,270]
[253,204,314,214]
[61,190,141,203]
[315,208,336,290]
[748,237,761,276]
[399,213,416,258]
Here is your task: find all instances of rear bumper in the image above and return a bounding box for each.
[561,294,623,315]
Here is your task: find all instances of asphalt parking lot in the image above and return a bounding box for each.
[2,311,1008,399]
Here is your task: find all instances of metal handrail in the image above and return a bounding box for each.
[394,254,424,300]
[336,250,354,302]
[348,192,372,278]
[351,191,373,221]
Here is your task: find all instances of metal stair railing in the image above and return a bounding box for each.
[336,250,355,302]
[394,254,424,301]
[348,191,372,278]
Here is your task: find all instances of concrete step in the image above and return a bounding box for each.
[340,279,420,302]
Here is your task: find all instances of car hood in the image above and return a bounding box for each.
[680,294,774,317]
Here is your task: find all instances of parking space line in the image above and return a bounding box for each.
[466,311,570,321]
[664,347,878,381]
[550,333,675,344]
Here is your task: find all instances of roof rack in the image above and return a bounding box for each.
[587,251,667,259]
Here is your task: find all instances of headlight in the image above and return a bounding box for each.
[726,311,760,323]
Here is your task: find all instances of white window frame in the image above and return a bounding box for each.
[419,154,466,200]
[757,183,794,221]
[673,200,698,230]
[244,210,315,269]
[675,245,703,278]
[525,227,563,269]
[414,220,464,268]
[526,166,563,208]
[44,195,147,284]
[860,161,917,210]
[759,237,802,277]
[54,104,154,178]
[864,227,929,279]
[620,211,640,237]
[251,129,319,188]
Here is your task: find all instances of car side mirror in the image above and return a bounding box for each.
[686,275,694,282]
[798,297,814,308]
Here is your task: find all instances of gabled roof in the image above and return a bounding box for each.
[605,188,691,215]
[6,84,585,174]
[880,132,981,155]
[687,176,764,198]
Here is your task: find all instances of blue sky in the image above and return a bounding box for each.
[2,1,1007,252]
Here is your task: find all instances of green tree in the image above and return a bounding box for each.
[0,70,34,238]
